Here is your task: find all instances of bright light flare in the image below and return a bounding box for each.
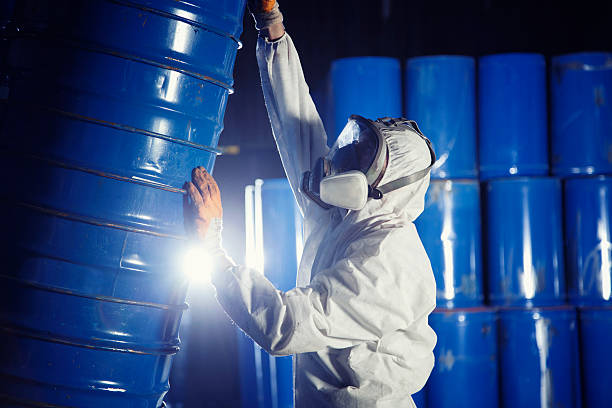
[182,246,214,286]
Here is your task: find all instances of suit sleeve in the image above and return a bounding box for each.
[211,228,436,356]
[256,33,329,218]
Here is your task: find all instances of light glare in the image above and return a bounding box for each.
[182,246,213,286]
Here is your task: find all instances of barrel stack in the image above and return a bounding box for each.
[552,52,612,408]
[407,55,498,408]
[478,53,582,408]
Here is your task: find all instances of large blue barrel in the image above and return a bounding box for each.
[498,307,581,408]
[0,1,245,407]
[415,180,483,308]
[551,52,612,177]
[484,178,565,307]
[478,53,548,180]
[427,308,498,408]
[405,56,476,179]
[329,57,401,143]
[564,176,612,306]
[240,179,302,408]
[578,306,612,407]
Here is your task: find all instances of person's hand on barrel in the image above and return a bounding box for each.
[183,166,234,280]
[183,166,223,242]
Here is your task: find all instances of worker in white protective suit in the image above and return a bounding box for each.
[182,2,438,407]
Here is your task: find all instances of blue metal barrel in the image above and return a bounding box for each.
[415,180,483,308]
[405,56,476,179]
[329,57,401,143]
[427,308,498,408]
[564,176,612,306]
[578,306,612,407]
[484,177,565,307]
[498,307,582,408]
[551,52,612,177]
[240,179,302,408]
[478,53,548,180]
[0,1,245,407]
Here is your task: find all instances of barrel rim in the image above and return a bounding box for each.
[429,178,481,185]
[478,52,546,64]
[551,50,612,65]
[483,175,560,184]
[331,56,401,68]
[562,173,612,183]
[577,305,612,312]
[0,325,180,355]
[432,306,497,314]
[406,54,475,65]
[113,0,245,45]
[497,305,576,314]
[0,273,189,311]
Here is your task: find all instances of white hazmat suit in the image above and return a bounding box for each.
[210,33,437,408]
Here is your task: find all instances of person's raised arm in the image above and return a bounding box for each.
[249,1,329,216]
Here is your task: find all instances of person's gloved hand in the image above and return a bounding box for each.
[247,0,276,13]
[247,0,284,40]
[183,166,222,241]
[183,166,235,276]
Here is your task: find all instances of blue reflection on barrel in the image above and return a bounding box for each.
[564,176,612,306]
[0,0,245,406]
[329,57,401,144]
[484,178,565,307]
[240,179,302,408]
[415,180,483,308]
[551,52,612,177]
[478,53,548,180]
[498,307,581,408]
[405,56,476,179]
[578,306,612,408]
[427,308,498,408]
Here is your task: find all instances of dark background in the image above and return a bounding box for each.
[181,1,612,406]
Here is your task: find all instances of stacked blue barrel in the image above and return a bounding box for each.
[239,179,303,408]
[406,56,498,408]
[0,1,244,407]
[329,57,402,145]
[479,53,582,407]
[552,52,612,408]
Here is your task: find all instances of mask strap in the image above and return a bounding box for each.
[370,136,436,198]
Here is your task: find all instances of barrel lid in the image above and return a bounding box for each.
[552,51,612,70]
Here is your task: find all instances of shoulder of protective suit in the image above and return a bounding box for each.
[337,225,434,293]
[344,222,423,259]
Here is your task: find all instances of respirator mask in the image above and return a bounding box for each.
[301,115,436,211]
